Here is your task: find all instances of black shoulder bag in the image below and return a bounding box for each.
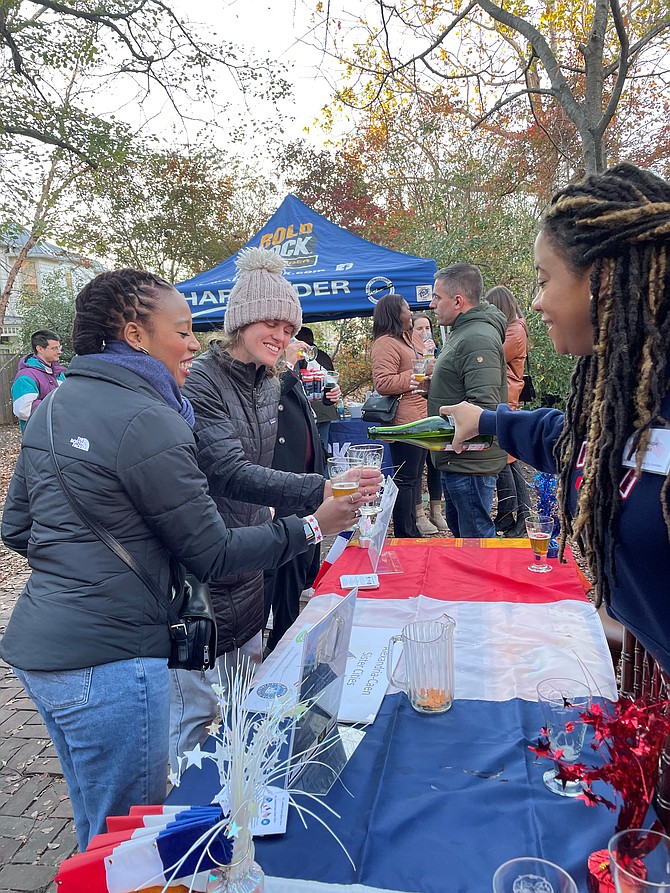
[519,355,536,404]
[46,394,217,671]
[361,391,401,423]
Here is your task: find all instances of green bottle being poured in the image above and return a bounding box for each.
[368,415,493,452]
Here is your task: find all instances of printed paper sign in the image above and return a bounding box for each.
[338,626,401,724]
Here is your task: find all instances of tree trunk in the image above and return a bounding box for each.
[0,237,37,332]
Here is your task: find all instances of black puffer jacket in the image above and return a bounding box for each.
[183,343,325,655]
[0,357,308,671]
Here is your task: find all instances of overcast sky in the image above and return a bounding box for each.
[137,0,346,153]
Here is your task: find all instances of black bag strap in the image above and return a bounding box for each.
[46,393,182,631]
[524,353,532,374]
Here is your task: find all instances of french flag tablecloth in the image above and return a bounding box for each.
[167,540,619,893]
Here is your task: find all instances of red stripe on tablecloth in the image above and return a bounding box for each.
[315,539,590,605]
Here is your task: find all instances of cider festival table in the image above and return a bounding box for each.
[172,538,620,893]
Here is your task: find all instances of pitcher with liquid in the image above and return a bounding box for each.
[387,616,455,714]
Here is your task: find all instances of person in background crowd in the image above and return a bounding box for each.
[443,163,670,673]
[1,269,360,849]
[424,264,508,537]
[264,338,330,652]
[173,248,380,766]
[371,293,427,538]
[484,286,531,538]
[296,325,337,454]
[411,313,448,534]
[11,329,66,432]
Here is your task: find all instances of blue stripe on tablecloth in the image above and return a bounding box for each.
[169,693,618,893]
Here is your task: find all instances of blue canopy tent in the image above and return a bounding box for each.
[177,195,437,327]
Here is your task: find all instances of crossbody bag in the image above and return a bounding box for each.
[46,393,217,671]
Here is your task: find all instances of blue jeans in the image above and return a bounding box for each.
[14,658,169,849]
[440,471,497,537]
[169,632,262,773]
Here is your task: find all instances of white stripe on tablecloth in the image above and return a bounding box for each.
[266,879,419,893]
[263,593,617,704]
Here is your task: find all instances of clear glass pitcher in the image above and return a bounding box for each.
[387,616,455,714]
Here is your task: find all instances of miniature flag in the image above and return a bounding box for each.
[311,528,355,588]
[55,805,231,893]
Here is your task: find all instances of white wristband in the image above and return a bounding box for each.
[303,514,323,544]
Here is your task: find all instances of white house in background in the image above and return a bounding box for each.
[0,224,104,349]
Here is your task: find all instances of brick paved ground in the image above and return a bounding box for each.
[0,426,77,891]
[0,424,334,891]
[0,580,78,892]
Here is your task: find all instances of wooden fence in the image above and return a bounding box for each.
[0,354,20,427]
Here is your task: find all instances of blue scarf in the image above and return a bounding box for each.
[89,340,195,428]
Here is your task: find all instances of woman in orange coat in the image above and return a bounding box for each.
[370,294,427,537]
[485,286,531,537]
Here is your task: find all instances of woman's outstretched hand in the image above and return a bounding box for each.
[440,402,483,453]
[314,492,366,535]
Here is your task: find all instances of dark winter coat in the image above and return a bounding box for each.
[427,302,509,475]
[0,357,308,671]
[272,369,327,514]
[183,344,325,655]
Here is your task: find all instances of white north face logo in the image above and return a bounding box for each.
[69,436,90,452]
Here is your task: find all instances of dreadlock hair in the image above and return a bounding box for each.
[72,269,174,355]
[543,162,670,606]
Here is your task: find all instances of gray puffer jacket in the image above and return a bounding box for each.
[0,357,309,671]
[183,343,325,656]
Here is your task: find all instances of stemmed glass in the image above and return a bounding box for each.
[412,358,428,381]
[327,456,363,499]
[492,857,578,892]
[536,677,591,797]
[347,444,385,516]
[608,828,670,891]
[525,514,554,573]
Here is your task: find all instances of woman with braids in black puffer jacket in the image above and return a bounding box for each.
[443,163,670,673]
[0,269,365,849]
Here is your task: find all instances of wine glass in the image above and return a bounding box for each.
[421,330,436,358]
[536,677,591,797]
[347,444,385,516]
[299,344,318,362]
[289,338,318,363]
[525,514,554,573]
[327,456,363,499]
[492,857,578,892]
[608,828,670,891]
[412,358,428,386]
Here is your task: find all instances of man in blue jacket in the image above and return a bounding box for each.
[12,330,66,432]
[426,264,508,537]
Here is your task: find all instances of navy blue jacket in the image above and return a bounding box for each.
[480,401,670,671]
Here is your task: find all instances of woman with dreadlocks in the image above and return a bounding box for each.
[441,162,670,672]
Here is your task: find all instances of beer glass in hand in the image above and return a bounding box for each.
[322,370,340,406]
[289,338,317,363]
[525,514,554,573]
[412,358,428,382]
[327,457,363,499]
[347,444,384,516]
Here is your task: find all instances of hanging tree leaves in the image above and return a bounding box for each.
[316,0,670,175]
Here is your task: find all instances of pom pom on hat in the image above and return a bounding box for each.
[224,246,302,334]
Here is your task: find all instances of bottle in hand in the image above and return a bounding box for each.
[368,416,493,452]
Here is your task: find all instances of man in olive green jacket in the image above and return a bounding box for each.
[426,263,508,536]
